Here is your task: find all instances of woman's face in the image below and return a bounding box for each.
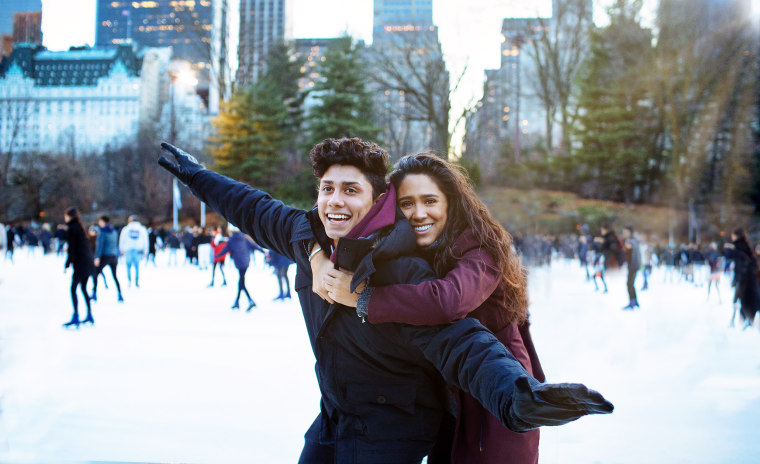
[397,174,448,247]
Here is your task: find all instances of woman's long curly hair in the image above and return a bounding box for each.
[389,153,528,324]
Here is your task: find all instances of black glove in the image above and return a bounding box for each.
[505,376,614,432]
[157,142,205,186]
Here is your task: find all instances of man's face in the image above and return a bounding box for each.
[317,164,376,244]
[98,219,106,228]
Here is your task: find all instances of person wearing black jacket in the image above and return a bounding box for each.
[63,207,95,328]
[158,139,613,463]
[731,227,759,328]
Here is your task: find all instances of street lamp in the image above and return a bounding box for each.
[167,66,199,230]
[511,34,525,164]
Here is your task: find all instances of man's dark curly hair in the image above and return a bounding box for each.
[310,138,389,199]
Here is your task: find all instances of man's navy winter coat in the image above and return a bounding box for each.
[187,170,535,462]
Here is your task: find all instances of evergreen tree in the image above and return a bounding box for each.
[209,42,305,198]
[573,0,655,203]
[305,36,380,148]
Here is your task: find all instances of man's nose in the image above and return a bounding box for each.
[327,191,344,206]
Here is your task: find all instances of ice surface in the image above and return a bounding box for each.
[1,250,759,463]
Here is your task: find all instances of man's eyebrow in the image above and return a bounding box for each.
[321,180,362,187]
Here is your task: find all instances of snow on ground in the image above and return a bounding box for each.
[1,250,759,463]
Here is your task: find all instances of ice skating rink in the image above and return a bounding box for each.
[1,251,759,463]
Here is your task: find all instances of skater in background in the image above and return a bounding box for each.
[196,227,212,270]
[4,223,15,262]
[622,226,641,310]
[267,250,293,300]
[147,227,158,266]
[166,229,181,266]
[730,227,759,329]
[182,227,196,264]
[119,215,149,288]
[0,222,6,255]
[40,223,52,255]
[208,227,228,287]
[706,242,721,303]
[63,207,95,328]
[592,248,608,293]
[598,223,624,270]
[640,232,653,291]
[578,226,591,281]
[88,225,109,289]
[54,224,67,256]
[215,224,264,310]
[92,215,123,303]
[23,226,39,257]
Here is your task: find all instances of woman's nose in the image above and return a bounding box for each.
[411,204,426,220]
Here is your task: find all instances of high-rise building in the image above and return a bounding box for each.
[1,0,42,57]
[0,0,41,37]
[95,0,214,65]
[373,0,433,43]
[236,0,293,85]
[370,0,447,157]
[12,11,41,44]
[464,1,594,178]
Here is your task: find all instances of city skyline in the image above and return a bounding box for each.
[37,0,559,152]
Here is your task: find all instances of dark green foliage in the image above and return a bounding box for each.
[210,41,309,202]
[572,8,656,204]
[305,36,380,148]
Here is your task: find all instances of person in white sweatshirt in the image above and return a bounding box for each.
[119,215,149,287]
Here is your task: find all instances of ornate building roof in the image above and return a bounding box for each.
[0,42,141,86]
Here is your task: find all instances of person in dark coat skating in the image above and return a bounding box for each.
[5,223,15,262]
[215,225,264,310]
[63,207,95,328]
[730,227,759,328]
[622,226,641,310]
[92,215,124,303]
[267,249,294,300]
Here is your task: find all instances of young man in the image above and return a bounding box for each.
[119,215,149,287]
[158,138,612,463]
[93,215,124,302]
[622,225,641,310]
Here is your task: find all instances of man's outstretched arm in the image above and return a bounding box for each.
[404,318,614,432]
[158,142,304,261]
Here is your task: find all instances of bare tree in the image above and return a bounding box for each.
[521,0,594,155]
[369,30,469,156]
[0,98,32,218]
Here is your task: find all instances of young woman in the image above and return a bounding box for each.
[314,153,543,463]
[63,207,95,328]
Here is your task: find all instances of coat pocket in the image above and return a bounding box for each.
[345,383,416,415]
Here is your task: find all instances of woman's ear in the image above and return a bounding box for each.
[373,192,385,204]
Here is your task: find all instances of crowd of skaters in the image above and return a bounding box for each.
[510,223,760,329]
[0,212,293,329]
[4,214,758,331]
